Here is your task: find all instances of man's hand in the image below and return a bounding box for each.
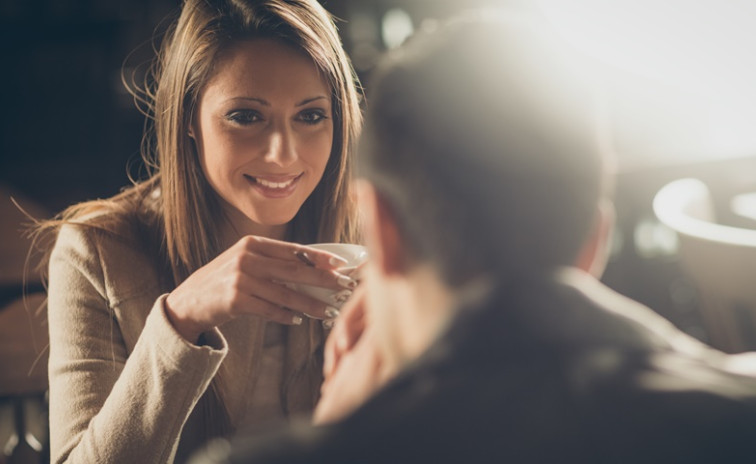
[322,286,368,380]
[315,287,386,424]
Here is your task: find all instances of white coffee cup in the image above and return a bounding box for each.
[289,243,367,307]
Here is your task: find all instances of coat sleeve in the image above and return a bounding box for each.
[47,224,228,464]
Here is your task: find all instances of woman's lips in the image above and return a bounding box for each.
[244,173,302,198]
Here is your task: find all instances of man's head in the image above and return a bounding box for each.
[355,12,614,367]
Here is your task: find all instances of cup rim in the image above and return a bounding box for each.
[306,243,367,265]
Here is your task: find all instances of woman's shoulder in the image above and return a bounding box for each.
[58,180,161,242]
[50,184,168,292]
[54,196,154,252]
[53,212,142,261]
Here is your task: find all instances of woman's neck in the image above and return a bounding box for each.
[218,205,288,248]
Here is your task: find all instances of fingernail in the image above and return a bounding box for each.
[337,274,358,289]
[332,289,352,304]
[292,315,303,325]
[329,255,349,267]
[325,306,340,319]
[322,319,335,329]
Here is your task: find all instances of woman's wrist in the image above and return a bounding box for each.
[164,295,205,344]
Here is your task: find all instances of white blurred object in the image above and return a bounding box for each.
[653,178,756,352]
[381,8,414,49]
[731,192,756,224]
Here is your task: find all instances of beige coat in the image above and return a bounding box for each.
[47,216,325,463]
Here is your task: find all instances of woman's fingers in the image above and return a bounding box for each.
[233,292,305,325]
[340,261,366,282]
[241,277,339,320]
[237,235,349,269]
[167,236,359,328]
[239,253,356,291]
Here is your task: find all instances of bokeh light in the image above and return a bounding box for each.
[381,8,414,49]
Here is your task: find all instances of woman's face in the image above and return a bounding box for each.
[192,38,333,238]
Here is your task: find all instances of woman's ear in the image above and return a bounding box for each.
[356,180,406,277]
[575,199,615,278]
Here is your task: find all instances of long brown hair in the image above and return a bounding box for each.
[35,0,362,444]
[147,0,363,281]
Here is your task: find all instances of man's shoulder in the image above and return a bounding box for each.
[203,354,756,464]
[194,270,756,464]
[569,351,756,461]
[346,346,756,462]
[325,278,756,462]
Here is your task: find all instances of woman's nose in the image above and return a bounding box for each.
[264,125,297,167]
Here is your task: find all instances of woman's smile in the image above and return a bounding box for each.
[244,173,303,198]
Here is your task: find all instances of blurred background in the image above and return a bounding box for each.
[3,0,756,339]
[2,0,756,461]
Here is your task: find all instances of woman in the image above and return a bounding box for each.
[39,0,362,462]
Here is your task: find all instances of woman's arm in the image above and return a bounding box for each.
[47,224,227,463]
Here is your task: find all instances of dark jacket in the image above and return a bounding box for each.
[194,268,756,463]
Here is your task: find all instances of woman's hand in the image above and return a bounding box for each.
[164,236,356,343]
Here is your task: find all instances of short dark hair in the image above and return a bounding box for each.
[357,11,608,287]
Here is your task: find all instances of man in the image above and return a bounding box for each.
[194,11,756,463]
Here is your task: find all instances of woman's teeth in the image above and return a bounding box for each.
[256,177,295,189]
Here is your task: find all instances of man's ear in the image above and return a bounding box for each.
[574,200,615,278]
[356,180,406,276]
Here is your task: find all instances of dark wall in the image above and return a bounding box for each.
[1,1,181,213]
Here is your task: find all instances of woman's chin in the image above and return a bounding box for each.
[249,212,297,227]
[242,211,298,235]
[220,205,298,239]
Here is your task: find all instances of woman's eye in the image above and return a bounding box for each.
[226,110,261,125]
[298,109,328,125]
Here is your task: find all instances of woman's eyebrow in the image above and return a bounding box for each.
[296,96,328,106]
[227,96,269,105]
[224,96,328,107]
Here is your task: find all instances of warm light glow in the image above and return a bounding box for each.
[536,0,756,166]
